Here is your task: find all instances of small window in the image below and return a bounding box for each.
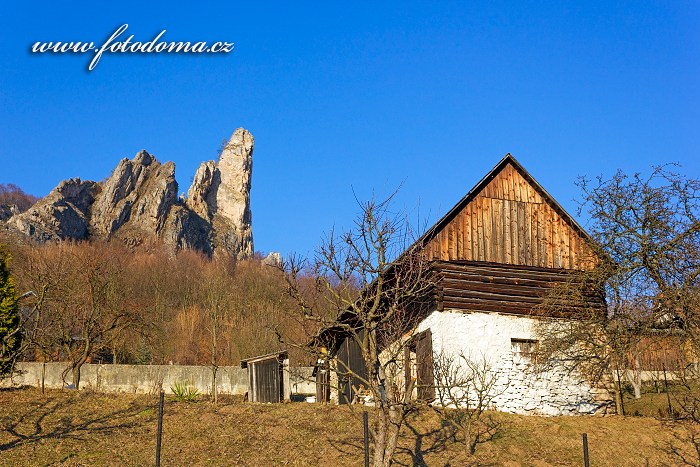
[511,339,538,363]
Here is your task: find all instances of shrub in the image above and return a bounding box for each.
[169,381,200,402]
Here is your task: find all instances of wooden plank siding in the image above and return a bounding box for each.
[252,358,282,403]
[336,335,369,404]
[423,160,594,270]
[431,261,605,317]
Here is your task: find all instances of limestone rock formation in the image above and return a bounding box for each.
[160,204,213,256]
[3,129,255,259]
[187,128,254,259]
[8,178,100,242]
[187,160,217,220]
[0,204,19,221]
[91,150,178,241]
[262,252,282,267]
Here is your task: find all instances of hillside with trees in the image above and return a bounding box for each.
[0,229,328,388]
[0,184,38,219]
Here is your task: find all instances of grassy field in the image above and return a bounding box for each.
[0,387,695,466]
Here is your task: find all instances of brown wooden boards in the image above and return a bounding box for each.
[430,261,605,318]
[423,157,595,270]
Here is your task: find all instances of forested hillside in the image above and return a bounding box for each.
[0,184,38,219]
[0,231,323,370]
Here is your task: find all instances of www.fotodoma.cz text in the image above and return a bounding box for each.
[31,24,234,71]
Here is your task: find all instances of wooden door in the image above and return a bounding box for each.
[253,358,281,403]
[415,329,435,401]
[336,335,368,404]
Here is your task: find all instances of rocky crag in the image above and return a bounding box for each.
[5,128,254,259]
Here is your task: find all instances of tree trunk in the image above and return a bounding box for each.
[368,332,388,467]
[623,357,643,400]
[72,363,82,390]
[373,406,388,467]
[384,407,402,466]
[212,365,218,404]
[614,368,624,415]
[383,367,403,465]
[369,334,404,467]
[632,357,642,399]
[630,376,642,399]
[72,349,89,390]
[211,311,218,404]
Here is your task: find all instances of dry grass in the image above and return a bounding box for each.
[0,387,693,466]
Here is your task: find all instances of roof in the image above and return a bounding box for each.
[415,153,594,251]
[240,350,288,368]
[312,154,604,353]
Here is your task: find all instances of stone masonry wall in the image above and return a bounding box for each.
[417,310,612,416]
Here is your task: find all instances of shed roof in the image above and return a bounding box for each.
[240,350,288,368]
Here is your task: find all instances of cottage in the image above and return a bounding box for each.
[323,154,612,415]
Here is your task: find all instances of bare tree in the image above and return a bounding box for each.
[201,257,236,403]
[27,242,138,389]
[1,226,307,372]
[431,351,504,456]
[534,164,700,412]
[0,183,38,213]
[283,193,435,467]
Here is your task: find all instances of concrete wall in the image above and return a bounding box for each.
[3,362,316,396]
[417,310,613,416]
[288,366,316,395]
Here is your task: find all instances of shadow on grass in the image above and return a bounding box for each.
[323,411,469,467]
[394,418,453,467]
[660,422,700,466]
[0,392,152,452]
[0,385,35,393]
[326,433,364,458]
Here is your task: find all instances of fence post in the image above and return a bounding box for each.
[615,368,626,416]
[363,411,369,467]
[156,390,164,467]
[582,433,589,467]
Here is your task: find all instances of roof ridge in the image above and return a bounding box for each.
[414,153,593,248]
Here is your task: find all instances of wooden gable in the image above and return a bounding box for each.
[422,155,595,270]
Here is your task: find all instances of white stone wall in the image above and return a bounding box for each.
[417,310,611,416]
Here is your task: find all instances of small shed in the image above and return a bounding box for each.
[240,351,290,403]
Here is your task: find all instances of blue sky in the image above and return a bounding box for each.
[1,2,698,257]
